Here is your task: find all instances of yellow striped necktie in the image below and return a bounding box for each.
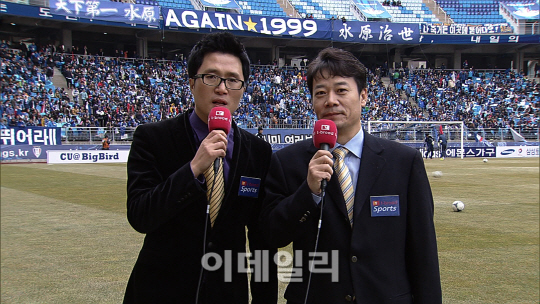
[333,147,354,226]
[203,159,224,227]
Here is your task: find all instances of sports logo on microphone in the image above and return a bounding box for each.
[216,110,225,116]
[321,124,330,131]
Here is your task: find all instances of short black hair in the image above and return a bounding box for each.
[187,32,250,83]
[306,48,367,96]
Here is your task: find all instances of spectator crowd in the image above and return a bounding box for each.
[1,42,538,139]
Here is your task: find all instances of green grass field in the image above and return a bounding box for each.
[1,157,539,303]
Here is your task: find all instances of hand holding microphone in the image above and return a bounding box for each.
[190,107,232,177]
[308,119,337,194]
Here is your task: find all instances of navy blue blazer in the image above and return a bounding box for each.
[261,130,442,304]
[124,110,277,304]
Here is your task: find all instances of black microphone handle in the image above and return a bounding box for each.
[319,143,330,191]
[214,157,221,175]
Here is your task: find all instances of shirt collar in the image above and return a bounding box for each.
[189,110,208,144]
[333,126,364,159]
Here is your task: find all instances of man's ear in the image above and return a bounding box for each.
[189,78,194,91]
[360,88,368,107]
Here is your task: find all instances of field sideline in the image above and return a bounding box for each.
[1,157,539,303]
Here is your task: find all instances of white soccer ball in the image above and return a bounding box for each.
[452,201,465,212]
[483,158,488,163]
[432,171,443,178]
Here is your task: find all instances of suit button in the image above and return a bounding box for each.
[351,256,357,263]
[207,242,214,250]
[345,294,355,301]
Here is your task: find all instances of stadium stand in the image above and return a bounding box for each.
[383,0,439,23]
[238,0,288,17]
[436,0,509,24]
[151,0,194,10]
[1,44,538,142]
[288,0,330,20]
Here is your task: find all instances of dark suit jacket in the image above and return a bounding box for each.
[261,131,442,304]
[124,110,277,304]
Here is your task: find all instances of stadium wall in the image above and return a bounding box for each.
[1,128,537,163]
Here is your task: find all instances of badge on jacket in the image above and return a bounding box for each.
[238,176,261,198]
[370,195,400,217]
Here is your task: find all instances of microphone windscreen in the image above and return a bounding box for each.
[208,107,232,135]
[313,119,337,149]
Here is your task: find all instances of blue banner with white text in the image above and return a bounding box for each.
[162,7,330,39]
[332,21,420,43]
[1,1,539,44]
[1,127,61,145]
[50,0,160,26]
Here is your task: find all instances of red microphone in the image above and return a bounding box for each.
[208,107,232,173]
[313,119,337,151]
[313,119,337,191]
[208,107,232,134]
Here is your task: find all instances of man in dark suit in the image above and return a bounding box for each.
[261,48,441,303]
[123,32,277,304]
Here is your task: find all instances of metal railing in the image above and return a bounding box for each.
[60,125,539,143]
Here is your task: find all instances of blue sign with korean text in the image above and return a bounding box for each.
[1,127,61,146]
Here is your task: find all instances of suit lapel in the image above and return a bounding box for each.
[353,132,385,220]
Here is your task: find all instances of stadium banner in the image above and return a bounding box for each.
[419,34,538,44]
[50,0,160,26]
[1,1,538,44]
[421,23,514,35]
[419,146,497,158]
[244,128,312,144]
[496,146,539,158]
[47,150,130,164]
[353,0,392,19]
[162,7,331,39]
[0,1,157,28]
[200,0,241,10]
[1,144,131,162]
[332,21,420,43]
[501,2,540,21]
[1,127,61,146]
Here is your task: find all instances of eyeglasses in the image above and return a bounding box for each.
[193,74,245,90]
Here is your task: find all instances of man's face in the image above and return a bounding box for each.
[312,72,367,142]
[190,52,245,123]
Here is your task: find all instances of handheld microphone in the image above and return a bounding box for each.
[208,107,232,173]
[304,119,337,304]
[313,119,337,192]
[197,107,232,304]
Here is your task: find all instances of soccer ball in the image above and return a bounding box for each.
[483,158,488,163]
[452,201,465,212]
[432,171,443,178]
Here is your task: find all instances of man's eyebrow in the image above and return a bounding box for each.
[200,69,242,79]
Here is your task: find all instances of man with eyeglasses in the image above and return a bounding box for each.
[124,32,277,304]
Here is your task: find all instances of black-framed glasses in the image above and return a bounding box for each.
[193,74,245,90]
